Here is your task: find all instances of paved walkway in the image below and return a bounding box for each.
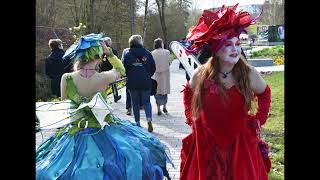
[36,59,284,179]
[255,65,284,72]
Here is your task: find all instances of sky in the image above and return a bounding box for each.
[192,0,266,10]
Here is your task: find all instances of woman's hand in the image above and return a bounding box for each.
[100,41,110,56]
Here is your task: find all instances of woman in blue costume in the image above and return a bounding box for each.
[36,33,173,180]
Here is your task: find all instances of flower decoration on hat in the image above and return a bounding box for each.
[63,33,105,62]
[186,3,261,56]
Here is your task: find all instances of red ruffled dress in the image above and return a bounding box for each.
[180,79,270,180]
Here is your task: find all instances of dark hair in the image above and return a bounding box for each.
[241,48,247,60]
[154,38,163,49]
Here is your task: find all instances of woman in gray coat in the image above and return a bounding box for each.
[151,38,171,115]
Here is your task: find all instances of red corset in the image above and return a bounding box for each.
[200,80,247,145]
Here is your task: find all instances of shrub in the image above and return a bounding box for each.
[36,72,52,100]
[273,55,284,65]
[251,45,285,65]
[251,45,284,58]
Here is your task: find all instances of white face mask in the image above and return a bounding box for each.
[216,37,241,65]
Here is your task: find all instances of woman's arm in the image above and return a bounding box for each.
[249,66,267,95]
[183,68,201,126]
[102,69,121,86]
[60,73,69,100]
[189,67,200,89]
[106,47,126,77]
[248,66,271,126]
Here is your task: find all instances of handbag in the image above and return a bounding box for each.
[255,120,272,173]
[151,79,157,96]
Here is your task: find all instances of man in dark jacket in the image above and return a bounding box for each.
[45,39,72,97]
[100,37,121,102]
[123,34,156,132]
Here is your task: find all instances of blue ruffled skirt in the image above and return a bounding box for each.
[36,117,172,180]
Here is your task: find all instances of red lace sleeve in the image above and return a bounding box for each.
[183,82,193,126]
[248,84,271,126]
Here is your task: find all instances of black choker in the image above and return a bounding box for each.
[219,70,232,78]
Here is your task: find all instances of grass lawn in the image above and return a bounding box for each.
[263,71,284,180]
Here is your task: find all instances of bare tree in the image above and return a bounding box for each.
[155,0,168,48]
[36,0,57,26]
[260,0,284,25]
[129,0,136,35]
[142,0,149,40]
[68,0,80,25]
[86,0,96,32]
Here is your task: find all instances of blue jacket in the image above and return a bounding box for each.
[124,46,156,90]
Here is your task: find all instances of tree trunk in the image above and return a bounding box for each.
[129,0,136,35]
[142,0,149,40]
[88,0,96,32]
[69,0,80,26]
[49,0,56,27]
[155,0,168,48]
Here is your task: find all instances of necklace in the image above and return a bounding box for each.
[79,68,96,78]
[219,70,232,78]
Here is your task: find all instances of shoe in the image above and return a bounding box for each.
[126,108,132,116]
[114,95,121,102]
[163,108,168,114]
[147,121,153,132]
[136,121,141,127]
[157,111,162,116]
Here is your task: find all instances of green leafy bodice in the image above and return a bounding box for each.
[57,76,117,136]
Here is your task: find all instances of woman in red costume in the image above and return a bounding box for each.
[180,4,271,180]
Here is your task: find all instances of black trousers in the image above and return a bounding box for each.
[111,83,121,102]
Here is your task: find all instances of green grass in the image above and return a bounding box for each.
[263,72,284,180]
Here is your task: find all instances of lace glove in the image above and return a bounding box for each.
[106,47,126,76]
[248,84,271,131]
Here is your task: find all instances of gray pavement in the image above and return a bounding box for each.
[36,59,284,179]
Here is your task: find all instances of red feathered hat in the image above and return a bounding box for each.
[186,3,260,55]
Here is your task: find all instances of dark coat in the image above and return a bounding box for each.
[45,49,71,97]
[123,46,156,90]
